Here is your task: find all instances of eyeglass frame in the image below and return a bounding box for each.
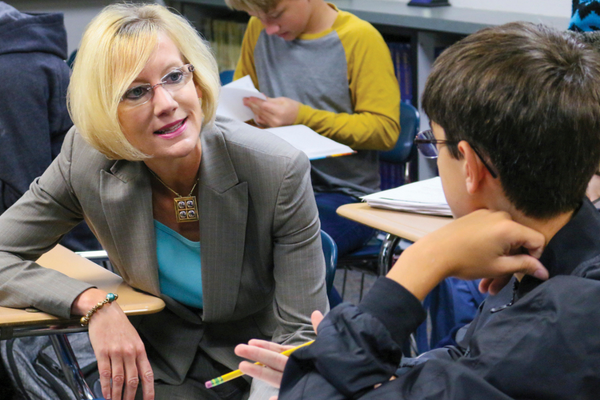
[119,64,196,108]
[414,129,498,179]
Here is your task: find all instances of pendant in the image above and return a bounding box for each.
[174,196,199,223]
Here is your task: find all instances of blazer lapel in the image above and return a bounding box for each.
[100,160,161,296]
[199,124,248,322]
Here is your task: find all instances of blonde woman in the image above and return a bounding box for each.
[0,3,327,400]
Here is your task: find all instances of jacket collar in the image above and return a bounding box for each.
[538,198,600,278]
[101,158,159,294]
[516,198,600,300]
[197,121,248,322]
[100,122,249,321]
[197,122,240,193]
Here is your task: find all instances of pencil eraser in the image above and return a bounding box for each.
[205,381,213,389]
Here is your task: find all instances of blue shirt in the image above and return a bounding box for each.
[154,220,203,309]
[569,0,600,31]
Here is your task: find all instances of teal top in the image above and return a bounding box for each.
[154,220,203,309]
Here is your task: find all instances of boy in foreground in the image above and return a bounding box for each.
[225,0,400,256]
[234,22,600,399]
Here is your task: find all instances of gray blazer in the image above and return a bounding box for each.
[0,117,328,384]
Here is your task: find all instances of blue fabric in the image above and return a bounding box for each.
[315,192,374,257]
[219,70,235,85]
[569,0,600,31]
[414,278,487,353]
[0,7,100,251]
[154,220,203,309]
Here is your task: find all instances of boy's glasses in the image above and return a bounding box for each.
[120,64,195,108]
[414,129,498,178]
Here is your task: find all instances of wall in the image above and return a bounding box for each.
[387,0,571,18]
[9,0,574,53]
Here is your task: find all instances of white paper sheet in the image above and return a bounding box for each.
[264,125,355,160]
[362,177,452,216]
[217,76,266,121]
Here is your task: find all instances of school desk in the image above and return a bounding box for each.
[337,202,451,275]
[0,244,165,399]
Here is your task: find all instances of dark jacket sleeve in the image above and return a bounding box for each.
[277,278,512,400]
[280,275,600,400]
[279,277,426,399]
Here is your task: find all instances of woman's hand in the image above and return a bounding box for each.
[234,311,325,394]
[72,289,154,400]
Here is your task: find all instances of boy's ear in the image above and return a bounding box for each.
[457,141,487,195]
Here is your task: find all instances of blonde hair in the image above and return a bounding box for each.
[224,0,280,13]
[68,3,220,160]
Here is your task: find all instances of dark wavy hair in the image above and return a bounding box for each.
[422,22,600,219]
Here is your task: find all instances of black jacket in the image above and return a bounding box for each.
[280,199,600,399]
[0,4,99,251]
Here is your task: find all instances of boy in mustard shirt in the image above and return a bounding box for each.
[226,0,401,256]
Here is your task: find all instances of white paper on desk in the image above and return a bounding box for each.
[217,75,266,121]
[264,125,355,160]
[362,177,452,216]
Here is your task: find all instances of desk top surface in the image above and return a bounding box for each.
[337,202,451,242]
[0,245,165,327]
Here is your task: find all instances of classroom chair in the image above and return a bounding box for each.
[337,102,420,300]
[76,250,113,272]
[320,230,339,307]
[220,70,235,85]
[380,102,421,189]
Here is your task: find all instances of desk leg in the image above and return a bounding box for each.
[50,334,96,400]
[378,234,401,276]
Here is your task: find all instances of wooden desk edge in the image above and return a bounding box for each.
[0,305,166,328]
[0,298,165,328]
[337,202,452,242]
[0,245,165,327]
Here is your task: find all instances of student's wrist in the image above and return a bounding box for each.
[386,240,447,301]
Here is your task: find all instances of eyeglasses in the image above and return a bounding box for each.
[120,64,195,108]
[414,129,498,179]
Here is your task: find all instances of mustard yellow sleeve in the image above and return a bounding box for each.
[294,16,400,151]
[233,17,263,90]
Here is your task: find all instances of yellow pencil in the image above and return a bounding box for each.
[205,340,314,389]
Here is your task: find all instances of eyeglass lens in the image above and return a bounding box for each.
[121,64,195,108]
[415,130,439,158]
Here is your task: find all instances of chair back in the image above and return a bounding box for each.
[380,102,420,164]
[220,70,235,86]
[320,230,338,296]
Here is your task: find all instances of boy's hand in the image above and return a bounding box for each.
[235,339,293,389]
[244,96,300,127]
[234,311,324,390]
[478,275,513,295]
[387,210,548,301]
